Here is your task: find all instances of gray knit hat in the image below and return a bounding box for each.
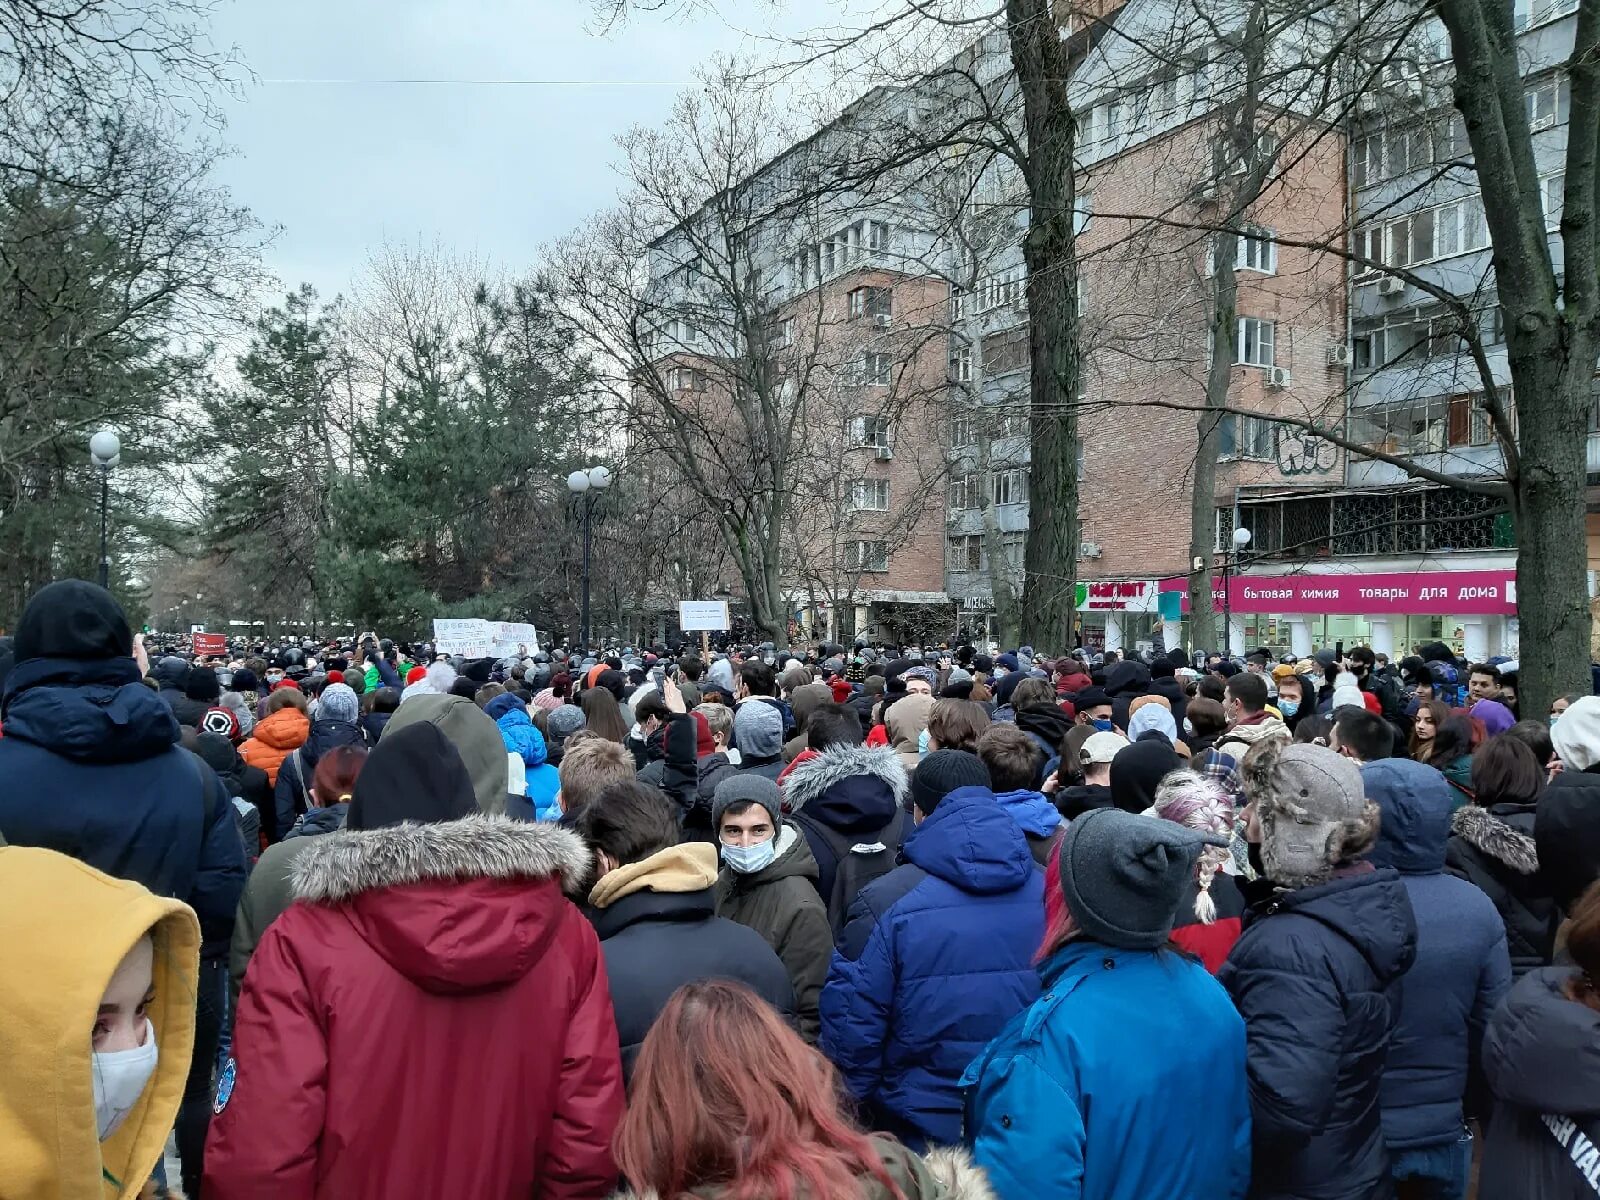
[1057,808,1227,949]
[318,682,360,725]
[1243,741,1379,889]
[712,773,782,832]
[548,703,586,740]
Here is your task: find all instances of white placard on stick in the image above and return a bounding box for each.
[678,600,730,632]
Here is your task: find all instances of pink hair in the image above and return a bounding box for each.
[1149,769,1234,924]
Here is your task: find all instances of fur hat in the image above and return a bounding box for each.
[1244,740,1380,889]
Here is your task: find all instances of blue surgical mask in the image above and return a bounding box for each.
[1279,700,1300,718]
[1551,713,1562,728]
[1092,718,1114,732]
[721,838,777,874]
[917,729,930,756]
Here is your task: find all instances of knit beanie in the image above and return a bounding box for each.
[1058,808,1227,949]
[693,711,716,758]
[548,703,587,741]
[734,701,784,759]
[318,682,360,725]
[230,667,260,695]
[405,665,428,686]
[200,706,240,741]
[712,773,782,832]
[911,749,992,816]
[1554,696,1600,772]
[184,667,221,704]
[1330,684,1366,711]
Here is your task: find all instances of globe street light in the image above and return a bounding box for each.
[89,430,121,589]
[1224,525,1252,659]
[567,465,612,651]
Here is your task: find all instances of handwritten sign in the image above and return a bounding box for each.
[193,631,227,657]
[678,601,730,631]
[433,618,539,658]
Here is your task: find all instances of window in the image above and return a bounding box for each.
[1433,115,1470,162]
[848,285,893,320]
[950,286,968,322]
[774,316,795,350]
[1526,75,1571,130]
[1235,317,1275,368]
[851,479,890,511]
[1543,173,1565,226]
[850,415,891,449]
[999,531,1026,569]
[1355,193,1488,275]
[861,352,892,386]
[1237,224,1277,273]
[991,469,1029,506]
[1219,413,1275,460]
[978,265,1026,311]
[1515,0,1578,31]
[1150,75,1179,118]
[866,220,893,254]
[849,540,889,573]
[1351,134,1381,189]
[983,327,1030,376]
[665,366,706,392]
[949,472,980,509]
[951,344,973,383]
[949,534,983,572]
[1074,191,1094,236]
[951,414,974,448]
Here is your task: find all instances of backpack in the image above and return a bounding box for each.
[795,809,908,938]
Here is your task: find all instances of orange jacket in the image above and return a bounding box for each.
[239,708,310,786]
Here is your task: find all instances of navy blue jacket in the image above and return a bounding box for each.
[272,717,364,837]
[1363,760,1511,1151]
[1219,867,1418,1200]
[819,785,1044,1149]
[0,656,246,956]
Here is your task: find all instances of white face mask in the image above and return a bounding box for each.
[92,1018,159,1141]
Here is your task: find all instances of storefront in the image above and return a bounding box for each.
[1076,580,1183,656]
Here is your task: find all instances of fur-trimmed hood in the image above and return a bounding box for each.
[607,1143,995,1200]
[781,743,909,835]
[291,813,592,902]
[1450,804,1538,874]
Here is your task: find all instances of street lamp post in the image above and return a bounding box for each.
[89,431,121,590]
[566,465,612,651]
[1224,526,1252,658]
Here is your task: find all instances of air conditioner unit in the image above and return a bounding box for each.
[1376,275,1405,296]
[874,446,894,461]
[1195,180,1218,202]
[873,313,893,328]
[1326,343,1353,367]
[1079,541,1103,559]
[1267,366,1292,389]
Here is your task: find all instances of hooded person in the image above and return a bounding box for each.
[272,680,365,839]
[383,691,509,816]
[975,724,1063,869]
[886,691,936,774]
[962,808,1249,1200]
[204,725,623,1198]
[573,780,795,1080]
[152,654,190,703]
[1054,729,1126,820]
[1104,658,1153,730]
[485,691,561,821]
[1126,699,1182,749]
[238,690,311,790]
[1361,758,1512,1194]
[783,681,834,761]
[1108,737,1182,815]
[0,581,246,1196]
[821,750,1043,1151]
[1219,741,1420,1200]
[0,847,201,1200]
[711,774,833,1043]
[730,698,787,782]
[1540,695,1600,913]
[192,729,271,857]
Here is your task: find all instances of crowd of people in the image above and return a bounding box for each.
[0,577,1597,1199]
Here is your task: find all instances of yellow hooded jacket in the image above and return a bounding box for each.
[0,847,200,1200]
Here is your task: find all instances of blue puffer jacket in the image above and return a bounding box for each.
[1362,760,1511,1151]
[992,789,1063,869]
[962,941,1251,1200]
[0,656,246,956]
[486,694,560,820]
[819,785,1044,1149]
[1219,868,1418,1200]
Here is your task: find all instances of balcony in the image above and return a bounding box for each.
[1348,432,1600,484]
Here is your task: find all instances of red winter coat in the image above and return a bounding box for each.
[204,814,624,1200]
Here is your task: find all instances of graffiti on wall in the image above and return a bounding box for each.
[1276,428,1339,476]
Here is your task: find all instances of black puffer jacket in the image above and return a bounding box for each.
[1539,765,1600,911]
[1445,803,1562,978]
[1480,967,1600,1200]
[1219,868,1418,1200]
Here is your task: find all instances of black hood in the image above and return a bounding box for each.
[153,656,190,689]
[1104,660,1151,696]
[346,721,476,831]
[1054,782,1113,820]
[192,730,240,782]
[1109,738,1182,813]
[14,579,131,662]
[1015,705,1074,758]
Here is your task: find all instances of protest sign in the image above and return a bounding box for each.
[193,631,227,657]
[678,601,729,631]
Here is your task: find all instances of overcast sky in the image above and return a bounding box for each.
[206,0,832,304]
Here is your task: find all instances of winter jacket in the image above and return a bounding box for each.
[639,749,733,842]
[1438,753,1475,804]
[205,815,624,1200]
[1218,867,1419,1200]
[1053,782,1113,821]
[1446,802,1560,978]
[1539,763,1600,910]
[194,730,274,848]
[0,655,246,959]
[0,846,201,1200]
[164,690,210,730]
[783,744,913,929]
[1171,871,1247,973]
[1362,760,1511,1151]
[1214,713,1291,760]
[489,700,560,820]
[713,823,832,1041]
[962,940,1251,1200]
[1479,967,1600,1200]
[992,788,1064,869]
[238,706,309,787]
[588,842,796,1080]
[610,1138,996,1200]
[226,804,349,1011]
[272,717,364,838]
[820,786,1045,1149]
[359,710,390,744]
[1013,705,1074,783]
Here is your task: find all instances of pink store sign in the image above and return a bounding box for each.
[1157,569,1518,616]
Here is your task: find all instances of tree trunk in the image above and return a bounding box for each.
[1007,0,1081,653]
[1190,234,1237,657]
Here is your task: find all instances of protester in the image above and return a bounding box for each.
[271,680,363,839]
[1363,758,1511,1195]
[731,698,788,781]
[976,723,1064,868]
[925,697,990,754]
[711,775,832,1042]
[1214,671,1289,759]
[1146,769,1246,971]
[1478,879,1600,1199]
[963,808,1249,1199]
[579,684,630,743]
[238,687,311,789]
[0,846,200,1200]
[614,981,993,1200]
[385,691,509,815]
[554,733,636,831]
[1053,729,1124,819]
[485,691,560,820]
[1542,696,1600,914]
[820,750,1044,1149]
[886,691,936,773]
[205,726,623,1197]
[573,779,794,1077]
[1447,734,1561,978]
[1220,741,1418,1200]
[1409,699,1450,764]
[1431,715,1479,802]
[1328,706,1394,766]
[1108,736,1182,814]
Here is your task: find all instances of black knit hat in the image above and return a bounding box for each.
[911,749,992,816]
[14,579,131,662]
[185,667,221,703]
